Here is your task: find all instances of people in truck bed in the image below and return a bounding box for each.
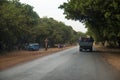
[79,36,94,42]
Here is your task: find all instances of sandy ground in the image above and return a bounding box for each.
[0,47,72,70]
[95,45,120,71]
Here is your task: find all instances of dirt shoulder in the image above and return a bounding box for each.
[1,46,120,71]
[95,45,120,71]
[0,46,73,70]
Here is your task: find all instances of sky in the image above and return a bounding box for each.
[19,0,87,33]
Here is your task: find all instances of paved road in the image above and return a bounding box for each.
[0,46,120,80]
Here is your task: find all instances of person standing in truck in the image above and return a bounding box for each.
[89,36,94,42]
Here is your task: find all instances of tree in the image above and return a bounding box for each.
[0,0,39,52]
[59,0,120,47]
[34,17,77,47]
[0,0,80,53]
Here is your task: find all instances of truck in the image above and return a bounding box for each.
[79,37,94,51]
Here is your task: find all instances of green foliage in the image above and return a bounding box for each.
[59,0,120,47]
[34,17,76,47]
[0,0,78,52]
[0,0,39,51]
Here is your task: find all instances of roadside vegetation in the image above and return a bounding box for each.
[0,0,120,70]
[59,0,120,71]
[59,0,120,47]
[0,0,85,53]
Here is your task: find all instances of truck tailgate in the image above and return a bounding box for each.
[79,42,93,46]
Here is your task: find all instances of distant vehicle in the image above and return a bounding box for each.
[25,43,40,51]
[79,37,94,51]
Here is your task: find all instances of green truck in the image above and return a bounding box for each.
[79,37,94,51]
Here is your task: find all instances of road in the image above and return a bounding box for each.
[0,46,120,80]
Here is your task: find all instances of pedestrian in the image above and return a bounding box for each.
[44,38,48,51]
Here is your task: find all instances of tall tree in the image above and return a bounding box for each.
[59,0,120,47]
[0,0,39,51]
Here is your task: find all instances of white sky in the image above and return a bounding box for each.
[19,0,87,33]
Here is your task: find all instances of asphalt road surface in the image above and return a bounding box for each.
[0,46,120,80]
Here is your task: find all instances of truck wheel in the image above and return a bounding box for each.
[90,48,92,52]
[79,49,82,51]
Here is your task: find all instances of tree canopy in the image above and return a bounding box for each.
[0,0,39,51]
[0,0,83,53]
[59,0,120,47]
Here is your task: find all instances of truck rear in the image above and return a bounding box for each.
[79,37,94,51]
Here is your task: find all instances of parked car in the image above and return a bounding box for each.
[25,43,40,51]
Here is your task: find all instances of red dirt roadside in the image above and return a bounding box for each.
[0,46,72,70]
[0,46,120,71]
[95,45,120,71]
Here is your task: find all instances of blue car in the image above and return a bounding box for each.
[26,43,40,51]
